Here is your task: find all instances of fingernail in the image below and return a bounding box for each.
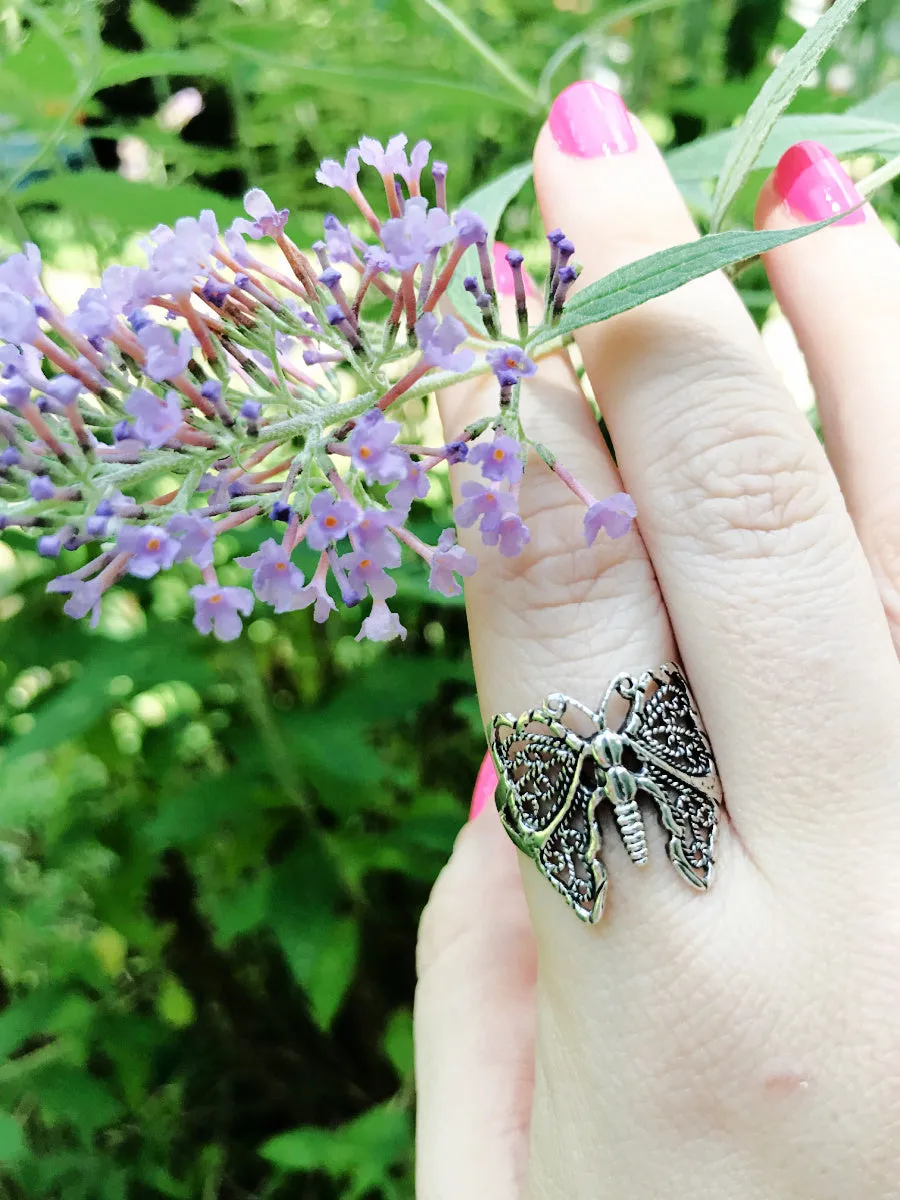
[773,141,865,227]
[469,751,497,821]
[492,242,537,298]
[548,81,637,159]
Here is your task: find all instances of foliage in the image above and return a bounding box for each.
[0,0,899,1197]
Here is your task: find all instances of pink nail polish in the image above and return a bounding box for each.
[773,141,865,227]
[492,241,537,298]
[469,751,497,821]
[548,81,637,159]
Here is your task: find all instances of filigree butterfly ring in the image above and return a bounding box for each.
[489,663,723,924]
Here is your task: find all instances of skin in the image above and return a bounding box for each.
[413,112,900,1199]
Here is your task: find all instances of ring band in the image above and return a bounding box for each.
[489,663,723,924]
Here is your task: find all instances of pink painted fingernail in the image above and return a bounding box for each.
[469,751,497,821]
[548,81,637,159]
[492,241,537,298]
[773,141,865,227]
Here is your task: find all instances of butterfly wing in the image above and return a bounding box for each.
[491,703,608,923]
[625,664,722,889]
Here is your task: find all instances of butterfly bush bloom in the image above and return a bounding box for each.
[0,128,613,642]
[190,584,254,641]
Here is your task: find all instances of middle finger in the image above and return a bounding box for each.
[533,83,900,859]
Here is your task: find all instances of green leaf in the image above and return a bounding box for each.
[260,1102,409,1179]
[446,161,534,325]
[306,917,358,1031]
[532,214,852,345]
[709,0,869,229]
[129,0,180,50]
[421,0,540,111]
[14,172,247,235]
[0,1112,26,1164]
[383,1009,414,1081]
[667,113,900,185]
[98,47,229,88]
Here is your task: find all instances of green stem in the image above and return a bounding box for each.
[421,0,541,111]
[858,152,900,199]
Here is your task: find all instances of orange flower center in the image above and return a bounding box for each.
[505,356,519,368]
[360,558,372,570]
[492,448,505,461]
[209,592,223,604]
[146,538,160,551]
[485,492,495,503]
[324,515,338,527]
[275,562,286,571]
[359,445,372,459]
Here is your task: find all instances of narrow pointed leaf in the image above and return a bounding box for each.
[709,0,868,230]
[532,214,850,345]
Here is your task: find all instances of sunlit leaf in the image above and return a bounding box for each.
[531,214,850,344]
[709,0,869,229]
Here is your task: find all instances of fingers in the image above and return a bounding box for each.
[755,142,900,649]
[415,759,534,1200]
[533,84,900,853]
[437,244,671,729]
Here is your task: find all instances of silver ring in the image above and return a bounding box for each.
[490,663,723,924]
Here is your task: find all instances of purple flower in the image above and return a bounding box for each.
[484,512,531,558]
[0,243,42,297]
[44,376,82,407]
[0,287,39,345]
[71,288,114,339]
[380,198,455,272]
[190,584,254,641]
[453,480,516,533]
[584,493,637,544]
[356,599,406,643]
[101,264,146,313]
[167,513,215,567]
[235,538,305,612]
[0,447,21,467]
[293,573,337,623]
[398,140,431,189]
[468,434,524,485]
[29,475,55,500]
[323,215,357,264]
[116,525,179,578]
[316,149,362,191]
[137,324,197,382]
[47,576,103,626]
[347,411,409,485]
[415,312,474,373]
[86,515,108,538]
[38,535,61,557]
[359,134,408,175]
[429,529,477,597]
[125,387,183,448]
[387,460,430,520]
[486,346,537,383]
[343,549,397,601]
[240,399,262,421]
[354,508,401,566]
[452,208,488,247]
[306,491,359,551]
[232,189,289,241]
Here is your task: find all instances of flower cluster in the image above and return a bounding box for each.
[0,133,635,641]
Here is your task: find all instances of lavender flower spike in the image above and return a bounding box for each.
[316,148,362,192]
[116,525,179,578]
[137,324,197,382]
[359,134,408,176]
[469,434,525,485]
[235,539,306,612]
[356,598,406,643]
[125,387,183,448]
[429,529,477,597]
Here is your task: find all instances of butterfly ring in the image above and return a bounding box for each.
[489,663,723,924]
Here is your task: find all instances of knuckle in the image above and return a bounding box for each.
[650,372,833,560]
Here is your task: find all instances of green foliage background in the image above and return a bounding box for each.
[0,0,898,1196]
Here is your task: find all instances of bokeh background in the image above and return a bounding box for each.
[0,1,898,1196]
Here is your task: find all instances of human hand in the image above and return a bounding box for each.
[415,84,900,1200]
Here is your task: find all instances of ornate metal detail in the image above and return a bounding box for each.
[490,663,722,923]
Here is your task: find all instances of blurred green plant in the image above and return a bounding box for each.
[0,0,899,1196]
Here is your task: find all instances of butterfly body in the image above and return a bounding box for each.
[490,665,722,923]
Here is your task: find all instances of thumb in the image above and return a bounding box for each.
[414,754,536,1200]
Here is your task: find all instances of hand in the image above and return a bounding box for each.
[415,84,900,1200]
